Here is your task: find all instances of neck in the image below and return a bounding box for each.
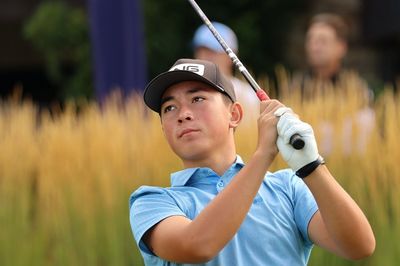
[182,141,237,176]
[313,62,341,80]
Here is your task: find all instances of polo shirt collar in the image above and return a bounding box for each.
[170,155,245,187]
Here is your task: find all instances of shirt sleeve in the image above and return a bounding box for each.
[129,186,187,255]
[290,173,319,246]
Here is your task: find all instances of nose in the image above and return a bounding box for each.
[177,107,193,123]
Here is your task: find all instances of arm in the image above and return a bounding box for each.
[306,166,375,259]
[275,108,375,260]
[144,151,271,263]
[143,100,284,263]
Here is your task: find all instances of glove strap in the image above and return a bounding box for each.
[296,156,325,179]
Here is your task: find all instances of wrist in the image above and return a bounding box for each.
[253,148,276,168]
[295,155,325,179]
[254,147,277,164]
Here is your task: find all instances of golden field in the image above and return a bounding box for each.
[1,74,399,265]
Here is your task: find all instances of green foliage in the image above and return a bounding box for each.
[142,0,308,79]
[22,0,308,100]
[23,1,93,100]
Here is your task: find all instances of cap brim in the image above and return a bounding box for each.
[144,70,226,113]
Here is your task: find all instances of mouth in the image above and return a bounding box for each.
[178,128,200,138]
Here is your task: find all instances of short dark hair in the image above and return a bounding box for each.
[309,13,349,42]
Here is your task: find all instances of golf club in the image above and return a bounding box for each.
[187,0,305,150]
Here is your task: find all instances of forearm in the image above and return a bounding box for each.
[304,165,375,258]
[185,151,272,257]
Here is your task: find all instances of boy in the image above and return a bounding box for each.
[130,58,375,265]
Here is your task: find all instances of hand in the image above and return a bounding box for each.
[257,100,285,161]
[274,107,320,172]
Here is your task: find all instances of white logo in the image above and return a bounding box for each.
[169,63,205,76]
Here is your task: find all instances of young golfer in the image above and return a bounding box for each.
[130,58,375,265]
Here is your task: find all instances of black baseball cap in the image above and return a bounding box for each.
[143,58,236,113]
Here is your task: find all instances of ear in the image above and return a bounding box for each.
[229,102,243,129]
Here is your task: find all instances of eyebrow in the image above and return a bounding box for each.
[160,88,202,106]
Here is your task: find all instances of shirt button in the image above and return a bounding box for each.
[217,181,224,187]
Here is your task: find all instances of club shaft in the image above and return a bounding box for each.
[187,0,262,94]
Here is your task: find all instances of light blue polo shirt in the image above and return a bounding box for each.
[130,155,318,265]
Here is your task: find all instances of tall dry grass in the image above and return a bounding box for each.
[0,73,399,265]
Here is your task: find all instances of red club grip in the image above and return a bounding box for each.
[256,89,305,150]
[256,90,269,101]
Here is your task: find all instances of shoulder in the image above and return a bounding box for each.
[230,77,260,108]
[265,168,297,186]
[129,185,166,207]
[263,168,311,197]
[231,76,250,88]
[230,77,255,97]
[260,169,295,199]
[129,185,191,206]
[129,185,190,229]
[129,185,194,217]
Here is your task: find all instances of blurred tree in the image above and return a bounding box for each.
[23,0,308,101]
[143,0,308,79]
[23,1,92,100]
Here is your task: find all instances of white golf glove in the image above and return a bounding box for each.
[274,107,323,176]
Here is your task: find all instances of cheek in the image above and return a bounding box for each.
[333,44,345,58]
[202,107,230,132]
[161,122,175,144]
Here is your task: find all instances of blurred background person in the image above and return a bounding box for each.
[292,13,351,98]
[305,13,348,83]
[192,22,260,123]
[294,13,373,101]
[292,13,375,157]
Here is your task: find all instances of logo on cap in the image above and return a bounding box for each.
[169,63,205,76]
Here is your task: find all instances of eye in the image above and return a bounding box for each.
[192,96,205,103]
[162,105,176,113]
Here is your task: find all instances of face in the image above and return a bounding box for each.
[160,81,241,163]
[305,22,346,69]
